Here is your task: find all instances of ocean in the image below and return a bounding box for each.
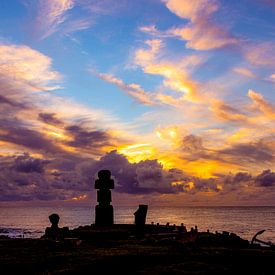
[0,206,274,243]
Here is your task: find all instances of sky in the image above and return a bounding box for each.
[0,0,275,206]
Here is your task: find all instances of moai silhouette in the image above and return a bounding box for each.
[44,213,69,239]
[94,170,114,226]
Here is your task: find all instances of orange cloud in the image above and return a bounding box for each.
[135,40,203,102]
[210,100,250,124]
[248,90,275,119]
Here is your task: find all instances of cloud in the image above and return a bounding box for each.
[65,124,113,152]
[0,150,219,200]
[219,142,274,164]
[255,169,275,187]
[0,119,62,154]
[0,148,274,202]
[233,67,257,79]
[38,113,64,126]
[0,42,130,162]
[210,100,250,124]
[248,90,275,119]
[28,0,127,39]
[244,42,275,66]
[94,72,155,105]
[165,0,219,20]
[34,0,75,39]
[25,0,94,39]
[134,39,204,102]
[164,0,237,50]
[13,154,49,173]
[0,44,62,92]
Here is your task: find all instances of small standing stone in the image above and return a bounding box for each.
[134,204,148,237]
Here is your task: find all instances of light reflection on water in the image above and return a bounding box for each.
[0,206,274,242]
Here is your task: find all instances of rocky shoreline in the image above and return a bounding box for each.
[0,225,274,275]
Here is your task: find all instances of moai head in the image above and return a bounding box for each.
[98,170,111,181]
[49,213,60,228]
[95,169,114,189]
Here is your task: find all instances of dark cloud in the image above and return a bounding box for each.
[255,169,275,187]
[219,142,273,163]
[0,119,61,154]
[2,149,253,201]
[65,125,112,150]
[178,133,275,169]
[38,113,63,126]
[92,151,182,194]
[13,154,49,173]
[192,178,219,193]
[179,134,212,161]
[0,150,186,201]
[0,94,26,109]
[182,135,204,153]
[233,172,252,183]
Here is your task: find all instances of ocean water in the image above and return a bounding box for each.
[0,206,274,243]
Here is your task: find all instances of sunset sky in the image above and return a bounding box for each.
[0,0,275,205]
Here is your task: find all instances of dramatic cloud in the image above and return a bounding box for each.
[0,43,127,157]
[0,150,217,200]
[1,2,275,205]
[1,149,274,201]
[0,151,183,200]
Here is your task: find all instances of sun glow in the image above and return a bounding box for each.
[118,143,156,163]
[71,194,87,201]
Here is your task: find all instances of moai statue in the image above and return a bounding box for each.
[94,170,114,226]
[44,213,69,239]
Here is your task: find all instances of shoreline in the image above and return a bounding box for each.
[1,224,274,274]
[0,235,274,274]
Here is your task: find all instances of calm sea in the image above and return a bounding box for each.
[0,206,274,243]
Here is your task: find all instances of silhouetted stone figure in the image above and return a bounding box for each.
[134,204,148,237]
[44,213,69,240]
[95,170,114,226]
